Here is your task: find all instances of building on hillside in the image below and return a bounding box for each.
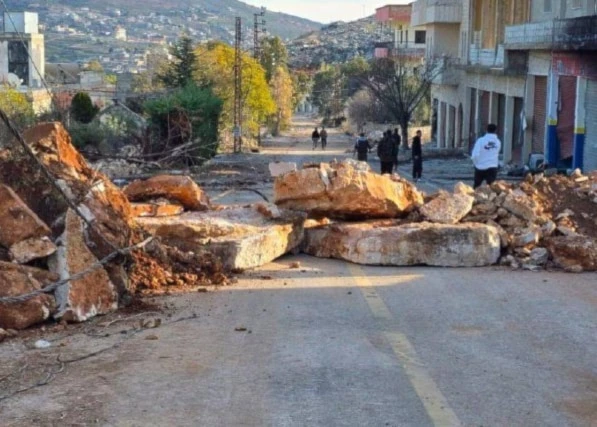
[46,63,116,110]
[114,26,127,41]
[411,0,597,172]
[0,11,51,113]
[375,4,426,58]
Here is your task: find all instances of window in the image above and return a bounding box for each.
[544,0,552,12]
[415,30,426,44]
[571,0,581,8]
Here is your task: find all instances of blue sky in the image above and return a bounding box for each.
[242,0,407,24]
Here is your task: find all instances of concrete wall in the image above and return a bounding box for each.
[531,0,597,21]
[0,34,44,88]
[426,24,460,57]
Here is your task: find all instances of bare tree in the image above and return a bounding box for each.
[356,55,443,146]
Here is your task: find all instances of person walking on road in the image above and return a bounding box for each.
[412,130,423,182]
[391,128,400,172]
[377,130,396,175]
[472,123,501,188]
[354,133,372,162]
[311,127,320,150]
[320,127,328,151]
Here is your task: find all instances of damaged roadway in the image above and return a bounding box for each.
[1,116,596,426]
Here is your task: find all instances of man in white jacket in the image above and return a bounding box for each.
[471,124,501,188]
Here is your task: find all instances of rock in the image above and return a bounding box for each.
[49,210,118,322]
[254,202,282,219]
[557,225,578,237]
[0,122,133,263]
[546,236,597,272]
[454,182,474,196]
[486,220,509,248]
[420,191,474,224]
[529,247,549,266]
[34,339,51,349]
[0,184,51,248]
[0,328,8,342]
[269,162,298,177]
[124,175,211,211]
[502,191,538,222]
[0,262,57,330]
[511,226,541,248]
[302,222,501,267]
[9,236,57,264]
[274,160,423,219]
[541,220,557,237]
[131,203,184,218]
[138,204,306,270]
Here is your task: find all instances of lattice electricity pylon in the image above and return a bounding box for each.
[234,17,243,153]
[253,6,266,60]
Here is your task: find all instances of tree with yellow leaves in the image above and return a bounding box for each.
[269,66,293,135]
[194,41,275,136]
[0,85,34,128]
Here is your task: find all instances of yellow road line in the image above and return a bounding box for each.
[348,264,462,427]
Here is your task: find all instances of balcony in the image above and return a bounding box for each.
[411,0,462,27]
[505,15,597,50]
[431,57,461,86]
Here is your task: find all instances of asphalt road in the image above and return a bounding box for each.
[2,256,596,426]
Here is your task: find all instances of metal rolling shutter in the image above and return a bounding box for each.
[532,76,547,154]
[557,76,576,160]
[584,79,597,172]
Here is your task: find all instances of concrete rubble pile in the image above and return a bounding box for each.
[0,123,225,332]
[273,160,597,271]
[2,122,595,334]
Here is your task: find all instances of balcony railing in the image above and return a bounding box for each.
[411,0,462,27]
[505,15,597,50]
[431,56,461,85]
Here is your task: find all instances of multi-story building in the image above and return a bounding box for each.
[375,4,426,58]
[0,11,51,113]
[412,0,597,172]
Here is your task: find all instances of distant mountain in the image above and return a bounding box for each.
[287,16,394,69]
[4,0,321,41]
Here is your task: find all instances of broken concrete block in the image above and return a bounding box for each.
[303,221,501,267]
[274,160,423,219]
[131,203,185,218]
[511,226,541,248]
[269,162,297,177]
[419,191,474,224]
[138,204,305,270]
[454,182,474,196]
[502,190,539,222]
[0,122,134,262]
[546,236,597,272]
[124,175,211,211]
[49,210,118,322]
[0,262,57,330]
[0,184,51,248]
[9,236,57,264]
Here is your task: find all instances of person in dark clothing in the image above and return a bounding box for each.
[320,127,328,150]
[391,128,401,172]
[377,130,395,174]
[311,128,320,150]
[354,133,372,162]
[412,130,423,181]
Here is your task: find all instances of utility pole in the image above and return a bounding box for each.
[234,17,242,153]
[253,7,266,146]
[253,7,267,60]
